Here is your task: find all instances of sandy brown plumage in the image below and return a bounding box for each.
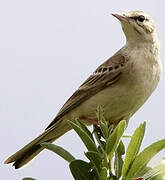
[5,10,162,169]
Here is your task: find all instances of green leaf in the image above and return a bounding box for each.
[22,178,36,180]
[135,166,152,178]
[85,151,102,170]
[115,141,125,179]
[100,121,109,139]
[76,120,95,142]
[142,164,165,180]
[96,106,109,139]
[96,105,106,124]
[102,151,109,169]
[117,140,125,155]
[115,152,123,179]
[85,151,102,178]
[69,121,98,152]
[108,124,114,136]
[126,139,165,180]
[122,122,146,179]
[106,120,126,160]
[100,167,108,180]
[41,143,75,163]
[69,160,94,180]
[151,175,164,180]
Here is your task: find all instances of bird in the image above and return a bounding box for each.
[5,10,162,169]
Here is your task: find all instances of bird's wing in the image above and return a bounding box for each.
[45,51,127,130]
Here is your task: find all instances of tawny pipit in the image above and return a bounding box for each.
[5,10,162,168]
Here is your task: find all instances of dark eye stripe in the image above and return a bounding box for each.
[130,15,146,22]
[130,16,138,20]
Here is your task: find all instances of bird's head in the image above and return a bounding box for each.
[112,10,157,43]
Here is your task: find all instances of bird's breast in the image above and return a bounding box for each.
[128,48,161,96]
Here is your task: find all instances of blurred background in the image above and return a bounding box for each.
[0,0,164,179]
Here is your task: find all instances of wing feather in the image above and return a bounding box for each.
[45,51,127,129]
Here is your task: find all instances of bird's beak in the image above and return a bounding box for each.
[111,13,128,23]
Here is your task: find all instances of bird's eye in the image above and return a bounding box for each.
[137,15,145,22]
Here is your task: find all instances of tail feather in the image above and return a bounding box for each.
[5,119,71,169]
[13,144,43,169]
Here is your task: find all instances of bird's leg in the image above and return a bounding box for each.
[93,124,103,139]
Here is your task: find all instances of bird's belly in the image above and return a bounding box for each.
[77,81,147,123]
[70,69,159,124]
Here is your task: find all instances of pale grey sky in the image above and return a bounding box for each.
[1,0,165,180]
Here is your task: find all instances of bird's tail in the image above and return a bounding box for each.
[4,119,71,169]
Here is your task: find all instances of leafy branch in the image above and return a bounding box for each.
[23,106,165,180]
